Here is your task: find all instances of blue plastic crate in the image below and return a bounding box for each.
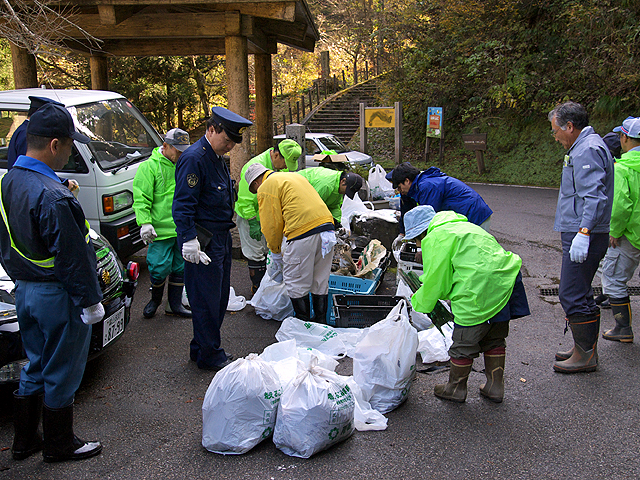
[328,268,382,293]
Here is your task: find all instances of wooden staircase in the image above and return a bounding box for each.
[302,78,379,144]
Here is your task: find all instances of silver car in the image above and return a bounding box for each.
[274,133,373,169]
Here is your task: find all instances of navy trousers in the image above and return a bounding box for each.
[15,280,90,408]
[559,232,609,317]
[184,231,232,369]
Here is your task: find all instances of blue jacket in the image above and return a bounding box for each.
[407,167,493,226]
[172,136,235,244]
[0,156,102,308]
[554,126,614,233]
[6,120,28,170]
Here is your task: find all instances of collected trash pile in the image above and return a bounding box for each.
[205,164,456,458]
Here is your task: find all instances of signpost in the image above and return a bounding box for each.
[424,107,444,164]
[360,102,403,164]
[461,127,487,174]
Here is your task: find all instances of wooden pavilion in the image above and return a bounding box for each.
[7,0,320,176]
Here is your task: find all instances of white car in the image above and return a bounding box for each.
[274,133,373,169]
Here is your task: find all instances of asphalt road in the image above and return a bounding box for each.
[1,183,639,480]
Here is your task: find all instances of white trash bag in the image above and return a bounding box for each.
[353,299,418,414]
[202,354,282,455]
[275,317,348,359]
[368,164,395,200]
[344,376,388,431]
[249,274,294,321]
[418,322,454,364]
[273,360,355,458]
[396,279,432,331]
[227,287,246,311]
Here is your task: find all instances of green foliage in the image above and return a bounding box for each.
[0,40,14,90]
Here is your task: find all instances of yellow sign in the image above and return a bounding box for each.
[365,108,395,128]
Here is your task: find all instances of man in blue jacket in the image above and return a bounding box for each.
[390,163,492,228]
[549,101,614,374]
[0,104,103,462]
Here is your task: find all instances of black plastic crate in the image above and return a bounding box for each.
[332,294,408,328]
[399,242,420,262]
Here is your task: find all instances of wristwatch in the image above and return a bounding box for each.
[579,227,591,236]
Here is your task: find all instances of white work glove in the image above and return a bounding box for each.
[570,232,590,263]
[392,233,405,263]
[267,252,283,282]
[182,238,211,265]
[81,303,105,325]
[140,224,157,244]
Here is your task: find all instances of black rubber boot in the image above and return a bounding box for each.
[165,274,192,317]
[42,403,102,463]
[12,391,43,460]
[603,296,633,342]
[143,276,165,318]
[311,294,329,324]
[434,360,472,403]
[291,295,312,322]
[480,348,505,403]
[553,313,599,373]
[248,260,267,295]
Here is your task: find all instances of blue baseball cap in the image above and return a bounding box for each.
[210,106,253,144]
[27,95,64,116]
[613,116,640,139]
[404,205,436,240]
[27,103,90,143]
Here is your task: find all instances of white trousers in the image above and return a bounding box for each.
[600,236,640,298]
[282,233,334,298]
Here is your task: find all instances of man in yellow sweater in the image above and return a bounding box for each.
[245,163,336,322]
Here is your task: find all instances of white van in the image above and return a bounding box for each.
[0,88,164,258]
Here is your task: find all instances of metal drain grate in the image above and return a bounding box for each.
[539,286,640,296]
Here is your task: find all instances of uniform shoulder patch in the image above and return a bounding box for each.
[187,173,198,188]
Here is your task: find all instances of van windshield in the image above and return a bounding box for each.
[72,99,162,171]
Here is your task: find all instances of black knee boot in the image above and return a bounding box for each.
[165,274,191,317]
[42,403,102,463]
[311,294,328,324]
[291,295,312,322]
[603,296,633,342]
[143,276,165,318]
[12,391,43,460]
[248,260,267,295]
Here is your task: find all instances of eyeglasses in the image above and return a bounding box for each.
[551,128,560,137]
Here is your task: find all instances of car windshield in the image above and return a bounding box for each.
[71,99,162,171]
[317,135,347,153]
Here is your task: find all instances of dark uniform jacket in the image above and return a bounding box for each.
[173,135,235,243]
[6,120,28,169]
[0,155,102,308]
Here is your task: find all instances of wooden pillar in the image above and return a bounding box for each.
[254,53,273,153]
[90,55,109,91]
[10,43,37,89]
[225,14,251,182]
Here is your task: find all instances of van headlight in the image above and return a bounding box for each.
[102,191,133,215]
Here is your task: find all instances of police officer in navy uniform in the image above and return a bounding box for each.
[0,104,104,462]
[7,96,64,170]
[172,106,252,371]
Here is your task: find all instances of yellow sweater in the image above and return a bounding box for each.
[257,171,334,253]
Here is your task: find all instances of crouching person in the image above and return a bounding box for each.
[406,206,530,403]
[245,163,336,323]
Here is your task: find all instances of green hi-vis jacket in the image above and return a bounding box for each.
[411,211,522,327]
[235,148,289,221]
[297,168,343,222]
[610,148,640,249]
[132,147,178,240]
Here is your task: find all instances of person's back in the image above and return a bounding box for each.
[411,167,493,226]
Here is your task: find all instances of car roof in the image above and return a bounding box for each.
[274,133,337,139]
[0,88,125,111]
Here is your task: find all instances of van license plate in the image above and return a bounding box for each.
[102,307,125,347]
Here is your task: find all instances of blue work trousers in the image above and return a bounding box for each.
[559,232,609,317]
[184,231,232,369]
[15,280,90,408]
